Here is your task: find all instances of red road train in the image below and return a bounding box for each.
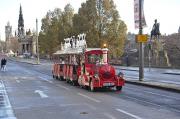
[52,33,125,91]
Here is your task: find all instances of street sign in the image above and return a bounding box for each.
[134,0,146,29]
[136,34,148,43]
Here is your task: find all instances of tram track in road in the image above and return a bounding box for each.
[36,73,146,119]
[121,95,180,113]
[103,84,180,114]
[41,74,180,115]
[125,86,180,101]
[14,64,74,93]
[21,62,180,113]
[11,61,180,118]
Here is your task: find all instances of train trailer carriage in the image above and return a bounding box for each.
[52,33,125,91]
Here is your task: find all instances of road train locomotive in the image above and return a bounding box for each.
[52,33,125,91]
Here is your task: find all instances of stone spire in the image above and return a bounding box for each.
[18,4,24,37]
[5,21,12,41]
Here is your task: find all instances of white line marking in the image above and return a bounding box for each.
[116,109,142,119]
[56,84,70,91]
[35,90,48,98]
[77,93,101,103]
[16,80,20,83]
[1,80,17,119]
[104,113,117,119]
[39,76,53,84]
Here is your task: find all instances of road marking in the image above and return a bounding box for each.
[35,90,48,98]
[77,93,101,103]
[16,80,20,83]
[0,80,17,119]
[56,84,70,91]
[39,76,53,84]
[116,109,142,119]
[103,113,117,119]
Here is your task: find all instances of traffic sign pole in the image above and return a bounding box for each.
[139,0,144,81]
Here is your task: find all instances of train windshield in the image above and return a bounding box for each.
[87,54,103,64]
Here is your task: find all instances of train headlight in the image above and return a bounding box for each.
[94,74,99,81]
[103,43,107,48]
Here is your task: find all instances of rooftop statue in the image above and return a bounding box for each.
[151,19,161,40]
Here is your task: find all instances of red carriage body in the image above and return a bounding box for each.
[52,33,125,91]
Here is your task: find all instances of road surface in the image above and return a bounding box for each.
[0,60,180,119]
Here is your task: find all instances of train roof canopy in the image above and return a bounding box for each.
[53,48,108,55]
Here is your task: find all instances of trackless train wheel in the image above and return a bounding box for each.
[116,86,122,91]
[90,80,95,92]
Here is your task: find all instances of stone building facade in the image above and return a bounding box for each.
[5,22,19,54]
[5,22,13,52]
[17,5,37,56]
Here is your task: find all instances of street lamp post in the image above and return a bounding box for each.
[139,0,144,81]
[36,18,40,64]
[148,41,152,71]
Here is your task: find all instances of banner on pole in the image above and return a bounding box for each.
[134,0,146,29]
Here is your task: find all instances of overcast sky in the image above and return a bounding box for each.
[0,0,180,40]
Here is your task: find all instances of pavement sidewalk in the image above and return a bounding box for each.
[116,66,180,93]
[125,78,180,93]
[116,66,180,75]
[9,57,180,93]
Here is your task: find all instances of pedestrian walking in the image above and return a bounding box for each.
[1,58,5,71]
[1,58,3,70]
[1,58,7,71]
[3,58,7,71]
